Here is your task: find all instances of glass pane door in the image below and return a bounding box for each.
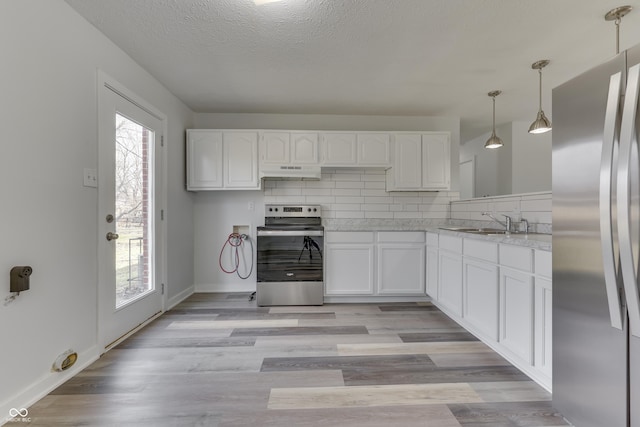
[114,114,154,308]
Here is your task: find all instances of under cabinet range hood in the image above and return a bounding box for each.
[260,165,322,180]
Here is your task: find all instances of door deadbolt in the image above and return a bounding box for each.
[106,232,119,241]
[106,214,114,223]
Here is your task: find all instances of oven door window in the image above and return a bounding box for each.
[257,234,323,282]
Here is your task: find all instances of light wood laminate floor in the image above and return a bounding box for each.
[25,293,569,426]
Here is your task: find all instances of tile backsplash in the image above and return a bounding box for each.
[450,192,552,233]
[263,168,459,220]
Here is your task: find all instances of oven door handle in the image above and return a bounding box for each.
[257,230,324,237]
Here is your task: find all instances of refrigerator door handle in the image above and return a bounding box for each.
[617,63,640,337]
[601,71,624,330]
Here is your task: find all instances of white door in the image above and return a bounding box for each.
[98,79,164,350]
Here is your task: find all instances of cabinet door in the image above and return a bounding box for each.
[392,134,422,189]
[357,133,390,166]
[322,133,357,165]
[438,251,463,316]
[464,258,498,340]
[325,244,374,295]
[426,247,439,300]
[377,244,426,295]
[422,133,451,189]
[291,132,318,164]
[535,277,552,379]
[224,131,259,189]
[261,132,290,164]
[500,267,534,364]
[187,130,223,190]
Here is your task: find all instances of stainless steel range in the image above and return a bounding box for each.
[256,204,324,306]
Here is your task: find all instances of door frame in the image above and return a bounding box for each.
[97,70,168,351]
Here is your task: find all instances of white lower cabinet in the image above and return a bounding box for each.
[325,231,426,298]
[431,232,552,391]
[377,232,425,295]
[324,232,374,295]
[464,259,499,341]
[438,235,463,316]
[534,277,553,379]
[500,267,534,364]
[426,249,439,299]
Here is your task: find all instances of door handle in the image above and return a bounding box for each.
[600,71,624,330]
[106,232,119,241]
[617,63,640,337]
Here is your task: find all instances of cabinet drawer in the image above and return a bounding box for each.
[535,250,552,279]
[426,232,439,247]
[500,245,533,272]
[439,235,462,253]
[464,239,498,263]
[325,232,374,244]
[377,231,425,243]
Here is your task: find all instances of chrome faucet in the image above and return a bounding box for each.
[482,212,512,232]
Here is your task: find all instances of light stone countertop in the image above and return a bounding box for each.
[323,219,552,251]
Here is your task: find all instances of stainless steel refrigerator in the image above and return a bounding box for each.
[553,44,640,427]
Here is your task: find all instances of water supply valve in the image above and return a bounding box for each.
[10,266,32,293]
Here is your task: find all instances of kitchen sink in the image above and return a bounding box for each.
[439,227,507,234]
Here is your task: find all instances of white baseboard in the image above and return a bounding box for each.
[0,345,100,426]
[323,295,431,304]
[167,285,195,310]
[194,283,256,293]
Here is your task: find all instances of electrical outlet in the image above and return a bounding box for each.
[248,201,255,211]
[83,168,98,188]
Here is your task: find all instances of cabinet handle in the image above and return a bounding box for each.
[617,64,640,337]
[600,71,624,330]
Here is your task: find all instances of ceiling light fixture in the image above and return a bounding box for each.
[528,60,552,134]
[485,90,503,149]
[605,5,633,54]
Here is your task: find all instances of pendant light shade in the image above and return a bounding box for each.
[485,90,503,149]
[528,60,552,134]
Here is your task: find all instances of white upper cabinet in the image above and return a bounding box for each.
[187,130,223,190]
[224,131,259,189]
[321,133,357,165]
[422,133,450,189]
[357,133,391,166]
[261,132,290,164]
[387,132,451,191]
[291,132,319,164]
[187,129,259,191]
[261,131,318,165]
[390,134,423,189]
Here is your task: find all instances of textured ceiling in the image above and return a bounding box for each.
[65,0,640,141]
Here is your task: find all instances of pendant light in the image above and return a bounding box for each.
[485,90,503,149]
[528,60,552,134]
[605,5,632,55]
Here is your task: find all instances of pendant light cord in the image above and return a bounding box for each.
[538,69,543,111]
[616,18,621,54]
[492,96,496,134]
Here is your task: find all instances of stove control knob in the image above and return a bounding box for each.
[313,208,317,212]
[268,207,273,212]
[307,208,311,212]
[275,208,279,212]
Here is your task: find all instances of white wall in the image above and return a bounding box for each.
[460,121,551,198]
[192,113,460,292]
[512,121,552,194]
[460,131,500,197]
[0,0,194,416]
